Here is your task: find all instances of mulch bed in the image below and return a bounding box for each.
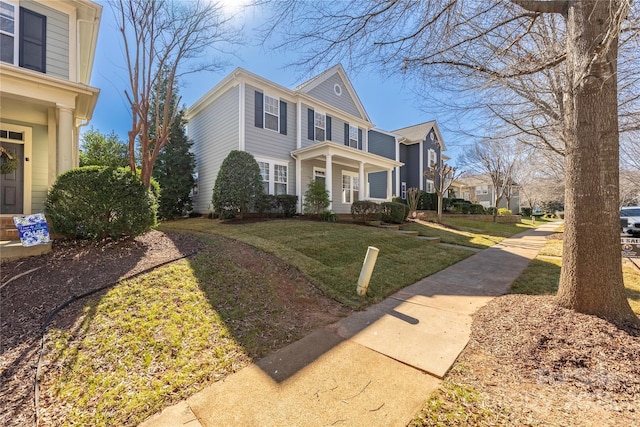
[448,294,640,426]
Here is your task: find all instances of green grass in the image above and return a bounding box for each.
[510,239,640,313]
[401,218,537,248]
[42,216,537,425]
[44,259,244,426]
[409,365,511,426]
[160,218,485,308]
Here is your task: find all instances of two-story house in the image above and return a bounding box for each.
[0,0,101,218]
[456,173,521,214]
[187,64,447,215]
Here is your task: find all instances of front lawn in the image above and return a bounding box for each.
[160,218,482,308]
[38,216,535,426]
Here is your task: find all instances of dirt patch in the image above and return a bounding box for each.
[0,230,349,426]
[447,294,640,426]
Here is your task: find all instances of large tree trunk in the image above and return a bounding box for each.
[556,1,637,324]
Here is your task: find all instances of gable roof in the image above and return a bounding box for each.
[392,120,447,151]
[295,64,372,123]
[187,66,374,127]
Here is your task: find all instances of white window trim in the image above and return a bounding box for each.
[342,171,359,204]
[313,167,326,180]
[426,179,435,194]
[0,0,19,66]
[264,93,280,133]
[475,185,489,195]
[255,157,288,195]
[348,124,358,148]
[428,149,437,168]
[314,110,326,142]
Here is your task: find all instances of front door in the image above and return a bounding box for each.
[0,142,24,214]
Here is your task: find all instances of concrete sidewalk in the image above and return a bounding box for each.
[140,222,559,427]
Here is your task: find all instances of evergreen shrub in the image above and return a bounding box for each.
[45,166,158,240]
[351,200,381,222]
[381,202,407,224]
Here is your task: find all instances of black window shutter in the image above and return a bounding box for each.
[358,129,363,150]
[326,115,332,141]
[254,91,264,128]
[307,108,314,140]
[344,123,349,146]
[19,8,46,73]
[279,101,287,135]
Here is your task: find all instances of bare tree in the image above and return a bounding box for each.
[425,161,464,222]
[267,0,639,324]
[464,139,521,221]
[113,0,239,186]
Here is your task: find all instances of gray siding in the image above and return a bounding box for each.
[300,103,314,148]
[188,85,240,213]
[400,144,421,191]
[367,130,396,199]
[30,122,48,211]
[306,73,363,119]
[244,84,298,196]
[301,103,364,149]
[245,84,297,158]
[23,0,69,80]
[368,172,387,199]
[367,130,395,159]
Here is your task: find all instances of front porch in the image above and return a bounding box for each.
[292,142,402,214]
[0,216,51,262]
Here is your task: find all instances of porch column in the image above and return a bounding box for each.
[387,168,393,200]
[296,155,302,213]
[325,154,333,210]
[57,106,74,175]
[358,161,365,200]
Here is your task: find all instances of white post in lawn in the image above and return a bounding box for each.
[356,246,379,296]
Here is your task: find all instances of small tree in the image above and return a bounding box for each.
[425,162,463,223]
[79,127,128,167]
[153,109,195,220]
[212,151,263,219]
[406,188,419,218]
[303,179,330,215]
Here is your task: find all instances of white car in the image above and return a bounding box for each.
[621,206,640,237]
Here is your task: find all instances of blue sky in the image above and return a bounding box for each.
[87,1,463,161]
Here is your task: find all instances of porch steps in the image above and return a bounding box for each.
[0,217,18,241]
[0,216,53,262]
[1,240,52,262]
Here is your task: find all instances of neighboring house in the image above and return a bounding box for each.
[186,64,448,214]
[0,0,102,216]
[456,173,520,214]
[367,121,448,201]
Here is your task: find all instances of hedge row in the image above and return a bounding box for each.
[350,200,409,224]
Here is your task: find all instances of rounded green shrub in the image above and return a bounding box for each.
[469,204,486,214]
[351,200,381,222]
[45,166,158,240]
[212,150,264,219]
[381,202,407,224]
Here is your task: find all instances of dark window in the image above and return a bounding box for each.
[19,7,46,73]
